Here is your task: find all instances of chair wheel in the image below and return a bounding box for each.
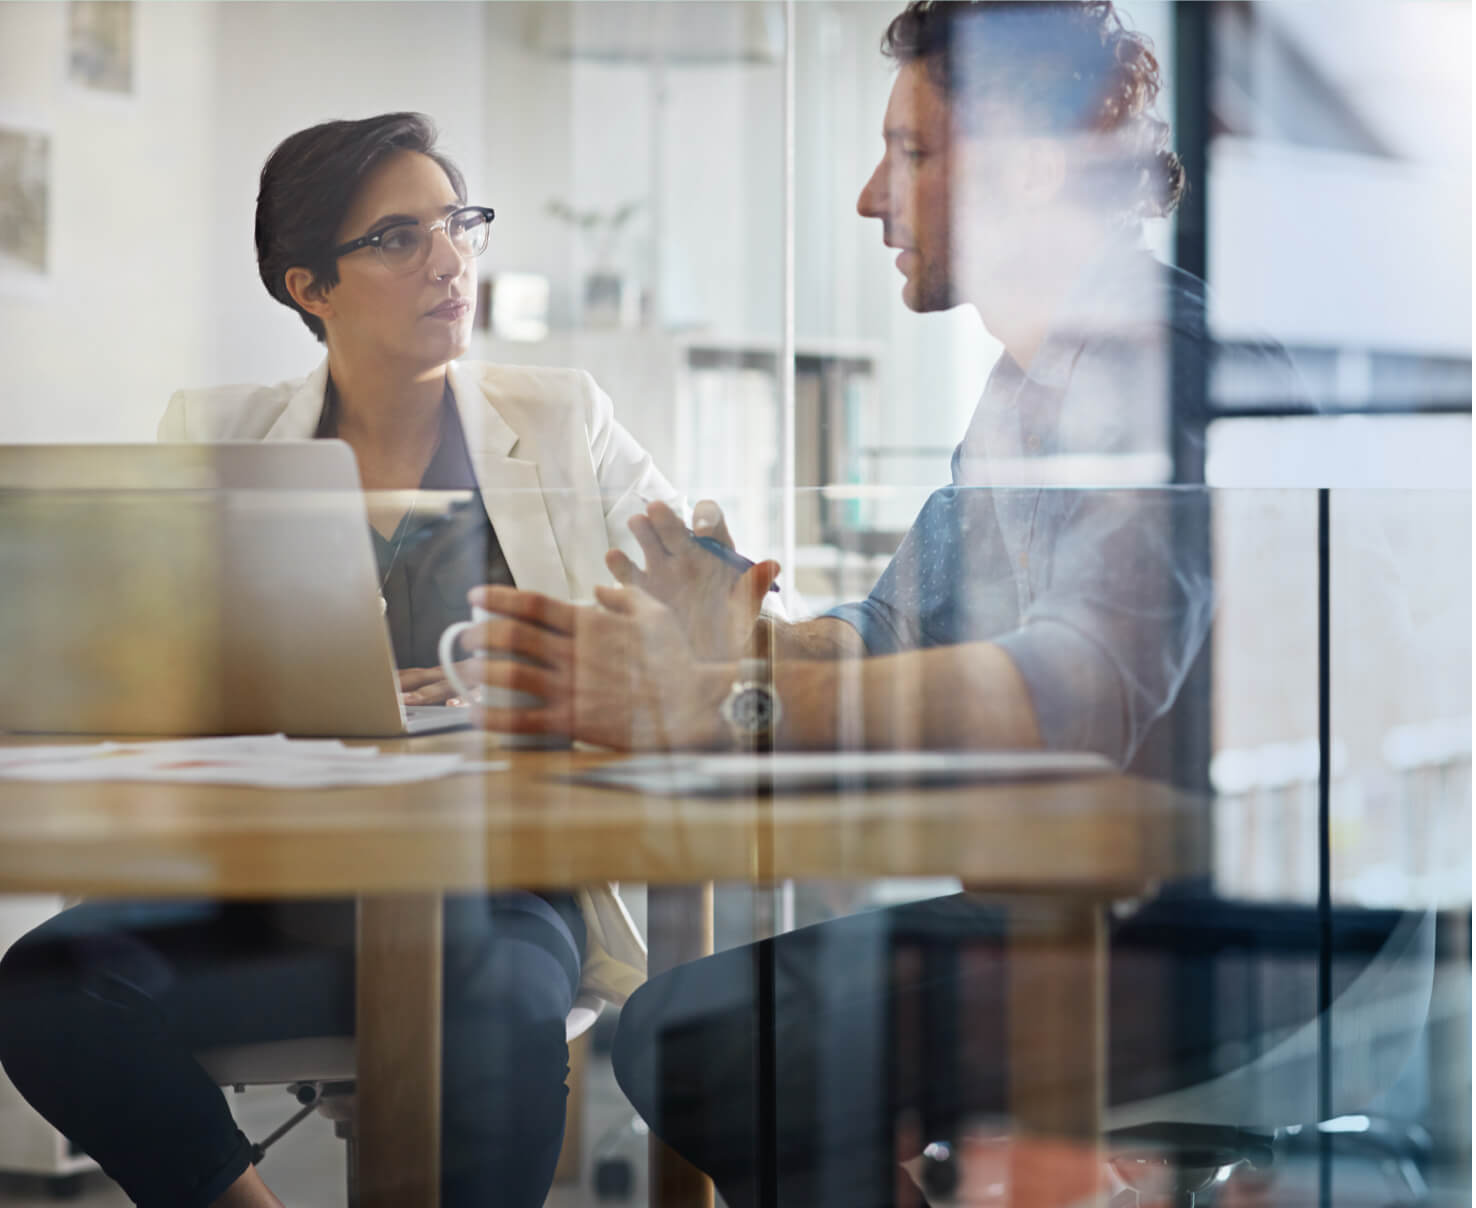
[921,1141,960,1202]
[594,1156,635,1200]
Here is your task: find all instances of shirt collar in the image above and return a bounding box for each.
[1019,229,1160,392]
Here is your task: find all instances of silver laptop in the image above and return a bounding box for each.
[0,443,469,737]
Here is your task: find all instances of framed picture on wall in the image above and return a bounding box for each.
[0,124,51,293]
[67,0,135,95]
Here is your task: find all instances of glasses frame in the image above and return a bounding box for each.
[328,205,496,274]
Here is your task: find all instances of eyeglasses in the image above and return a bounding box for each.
[329,205,495,275]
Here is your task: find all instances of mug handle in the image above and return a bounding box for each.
[437,620,479,703]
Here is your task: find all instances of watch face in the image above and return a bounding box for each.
[730,687,775,732]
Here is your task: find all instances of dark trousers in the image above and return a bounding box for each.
[0,892,585,1208]
[612,892,1412,1208]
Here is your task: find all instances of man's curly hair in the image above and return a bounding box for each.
[882,1,1186,220]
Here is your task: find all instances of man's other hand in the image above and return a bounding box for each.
[605,500,779,661]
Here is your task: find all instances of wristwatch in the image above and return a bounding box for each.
[720,657,782,751]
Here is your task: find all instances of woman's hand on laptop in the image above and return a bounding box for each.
[461,584,732,751]
[605,500,778,662]
[398,664,472,707]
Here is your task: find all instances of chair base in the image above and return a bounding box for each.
[225,1080,359,1207]
[1106,1123,1273,1208]
[915,1124,1274,1208]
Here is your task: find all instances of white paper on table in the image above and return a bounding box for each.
[0,734,506,787]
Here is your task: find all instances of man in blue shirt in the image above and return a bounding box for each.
[466,0,1255,766]
[459,5,1392,1207]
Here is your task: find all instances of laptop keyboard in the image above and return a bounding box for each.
[404,705,474,734]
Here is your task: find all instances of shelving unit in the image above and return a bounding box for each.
[472,329,882,562]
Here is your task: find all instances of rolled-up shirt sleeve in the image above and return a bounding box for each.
[827,484,1213,766]
[824,598,911,655]
[993,619,1131,759]
[823,482,1024,659]
[993,489,1214,763]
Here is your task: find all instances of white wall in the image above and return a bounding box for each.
[482,4,578,327]
[0,1,487,441]
[657,57,785,338]
[1210,139,1472,354]
[0,0,218,441]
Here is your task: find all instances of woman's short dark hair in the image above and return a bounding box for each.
[255,112,466,342]
[882,1,1185,221]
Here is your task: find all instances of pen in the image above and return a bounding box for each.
[691,534,781,593]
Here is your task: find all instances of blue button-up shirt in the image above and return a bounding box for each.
[828,243,1291,764]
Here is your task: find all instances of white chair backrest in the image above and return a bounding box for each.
[197,993,604,1088]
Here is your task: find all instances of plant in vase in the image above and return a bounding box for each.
[546,198,645,328]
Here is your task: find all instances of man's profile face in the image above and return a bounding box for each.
[857,59,957,313]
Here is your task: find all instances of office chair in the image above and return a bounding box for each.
[196,992,605,1207]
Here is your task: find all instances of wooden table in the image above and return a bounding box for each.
[0,734,1208,1206]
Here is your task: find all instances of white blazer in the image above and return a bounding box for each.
[159,355,683,1006]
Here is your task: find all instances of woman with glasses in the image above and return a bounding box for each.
[0,113,677,1208]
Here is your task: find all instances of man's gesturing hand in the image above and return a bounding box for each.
[605,500,779,661]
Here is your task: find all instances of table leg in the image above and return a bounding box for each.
[646,884,715,1208]
[1006,899,1108,1207]
[357,892,443,1208]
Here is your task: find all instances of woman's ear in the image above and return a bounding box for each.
[284,266,335,325]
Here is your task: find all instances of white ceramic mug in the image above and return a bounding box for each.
[437,604,569,749]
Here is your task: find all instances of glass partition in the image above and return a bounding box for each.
[0,0,1468,1204]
